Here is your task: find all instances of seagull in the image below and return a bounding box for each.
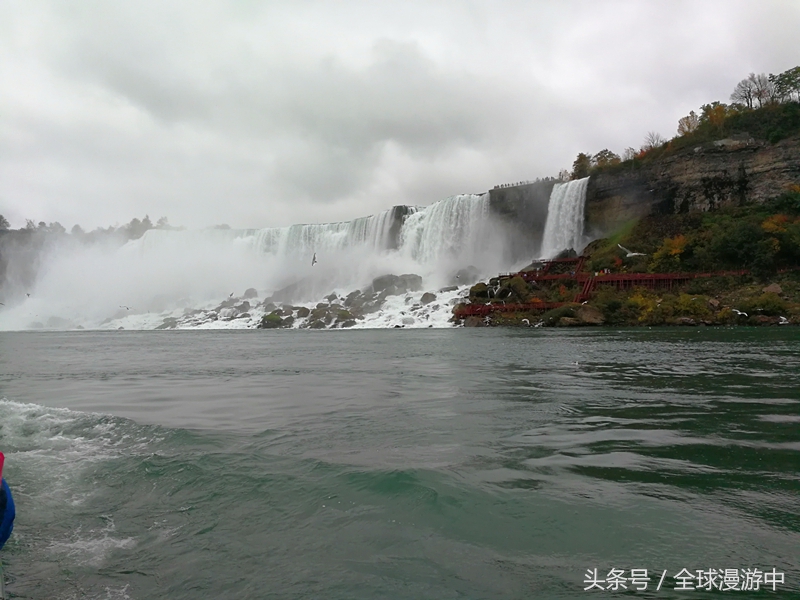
[618,244,646,257]
[521,318,530,326]
[229,292,234,297]
[732,309,748,317]
[119,305,132,311]
[0,302,4,306]
[311,252,317,267]
[27,293,31,297]
[778,316,789,325]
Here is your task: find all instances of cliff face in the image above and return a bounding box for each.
[585,134,800,236]
[488,180,556,259]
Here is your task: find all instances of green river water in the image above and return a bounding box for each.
[0,328,797,598]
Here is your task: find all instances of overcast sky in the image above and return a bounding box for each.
[1,1,798,230]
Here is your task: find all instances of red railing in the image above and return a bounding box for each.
[455,261,753,320]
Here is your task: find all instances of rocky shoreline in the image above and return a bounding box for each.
[454,272,800,328]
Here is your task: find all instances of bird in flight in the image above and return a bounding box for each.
[617,244,646,257]
[120,305,132,310]
[732,309,748,317]
[311,252,317,266]
[229,292,234,297]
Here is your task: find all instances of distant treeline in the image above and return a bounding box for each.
[0,214,181,242]
[567,65,800,179]
[0,215,183,299]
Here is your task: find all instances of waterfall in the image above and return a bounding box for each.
[250,208,396,256]
[540,177,589,258]
[2,191,516,330]
[398,193,491,264]
[134,196,496,268]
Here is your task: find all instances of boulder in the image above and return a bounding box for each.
[344,290,361,307]
[235,301,251,312]
[335,309,355,323]
[762,283,782,294]
[397,274,423,293]
[371,273,422,295]
[156,317,179,330]
[340,319,357,328]
[576,305,604,325]
[558,317,581,327]
[753,315,778,325]
[308,319,326,329]
[296,306,310,318]
[469,282,489,299]
[243,288,258,299]
[676,317,697,326]
[463,316,487,327]
[503,275,531,302]
[259,312,283,329]
[420,292,437,305]
[372,274,400,293]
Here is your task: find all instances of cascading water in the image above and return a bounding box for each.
[250,208,397,257]
[539,177,589,258]
[398,194,491,264]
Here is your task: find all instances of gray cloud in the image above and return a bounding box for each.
[1,0,799,229]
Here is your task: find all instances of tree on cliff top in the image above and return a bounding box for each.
[0,215,9,230]
[770,67,800,103]
[571,153,592,179]
[642,131,666,151]
[677,111,699,136]
[592,149,621,168]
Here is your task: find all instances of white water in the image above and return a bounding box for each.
[249,208,399,256]
[0,193,516,330]
[540,177,589,258]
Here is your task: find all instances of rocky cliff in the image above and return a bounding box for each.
[487,180,556,259]
[585,134,800,237]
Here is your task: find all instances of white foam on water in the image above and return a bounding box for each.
[0,399,159,505]
[48,517,136,568]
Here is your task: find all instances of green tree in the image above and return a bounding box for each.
[592,149,621,168]
[770,66,800,102]
[571,153,592,179]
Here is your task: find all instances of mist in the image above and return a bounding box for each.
[0,194,525,330]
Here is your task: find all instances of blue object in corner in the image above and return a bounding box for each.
[0,479,14,550]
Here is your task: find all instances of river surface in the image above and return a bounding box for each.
[0,328,798,599]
